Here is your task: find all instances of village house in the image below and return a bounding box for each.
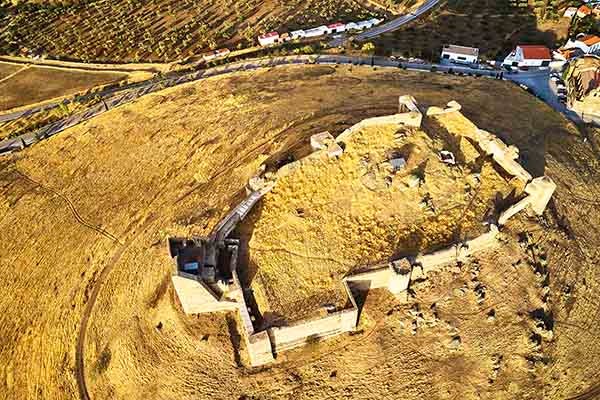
[304,26,329,37]
[564,7,578,18]
[565,34,600,55]
[440,44,479,65]
[577,5,592,18]
[327,22,346,33]
[258,32,280,46]
[503,45,552,68]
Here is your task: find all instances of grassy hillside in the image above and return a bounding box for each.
[0,64,598,400]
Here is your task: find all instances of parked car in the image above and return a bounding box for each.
[550,76,561,82]
[558,88,567,94]
[556,84,566,90]
[551,72,561,78]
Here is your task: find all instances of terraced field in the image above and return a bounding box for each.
[0,0,381,63]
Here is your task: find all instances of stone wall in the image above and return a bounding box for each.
[267,308,358,353]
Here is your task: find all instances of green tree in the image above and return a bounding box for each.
[361,42,375,54]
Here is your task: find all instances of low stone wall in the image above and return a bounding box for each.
[267,308,358,353]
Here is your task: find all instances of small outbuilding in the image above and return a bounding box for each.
[441,44,479,65]
[258,31,280,46]
[577,5,592,18]
[565,34,600,55]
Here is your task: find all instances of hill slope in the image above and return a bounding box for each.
[0,64,598,399]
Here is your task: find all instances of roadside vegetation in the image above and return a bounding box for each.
[0,0,380,63]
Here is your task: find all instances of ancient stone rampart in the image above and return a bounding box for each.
[268,308,358,353]
[428,101,555,223]
[170,95,556,367]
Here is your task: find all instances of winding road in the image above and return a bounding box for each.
[328,0,440,47]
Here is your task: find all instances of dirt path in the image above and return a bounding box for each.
[11,166,125,400]
[0,65,29,85]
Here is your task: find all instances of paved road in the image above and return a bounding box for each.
[356,0,440,40]
[329,0,440,47]
[4,54,592,156]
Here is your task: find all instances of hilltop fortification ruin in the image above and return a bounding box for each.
[169,95,556,366]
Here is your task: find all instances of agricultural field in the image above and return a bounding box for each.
[0,64,599,400]
[0,0,381,63]
[0,64,128,112]
[374,0,570,61]
[360,0,425,14]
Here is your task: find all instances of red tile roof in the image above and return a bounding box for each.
[259,31,279,39]
[327,22,345,28]
[582,35,600,46]
[578,5,592,15]
[519,45,552,60]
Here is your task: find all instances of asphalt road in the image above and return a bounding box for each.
[356,0,440,40]
[328,0,440,47]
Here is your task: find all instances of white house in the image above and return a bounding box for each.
[345,22,359,31]
[327,22,346,33]
[355,18,382,30]
[564,34,600,55]
[440,44,479,64]
[290,30,306,39]
[258,31,280,46]
[304,26,328,37]
[564,7,578,18]
[503,45,552,68]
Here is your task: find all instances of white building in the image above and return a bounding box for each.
[304,26,329,37]
[355,18,382,30]
[290,30,306,39]
[327,22,346,33]
[564,34,600,55]
[258,31,280,46]
[503,45,552,68]
[564,7,578,18]
[344,22,358,31]
[440,44,479,65]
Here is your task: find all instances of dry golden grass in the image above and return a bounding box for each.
[0,62,23,80]
[0,64,598,400]
[0,65,128,112]
[246,118,516,321]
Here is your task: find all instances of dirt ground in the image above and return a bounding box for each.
[0,64,599,400]
[0,64,128,112]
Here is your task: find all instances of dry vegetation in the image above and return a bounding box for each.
[0,61,22,80]
[0,0,380,63]
[0,63,128,112]
[0,64,599,400]
[244,117,516,322]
